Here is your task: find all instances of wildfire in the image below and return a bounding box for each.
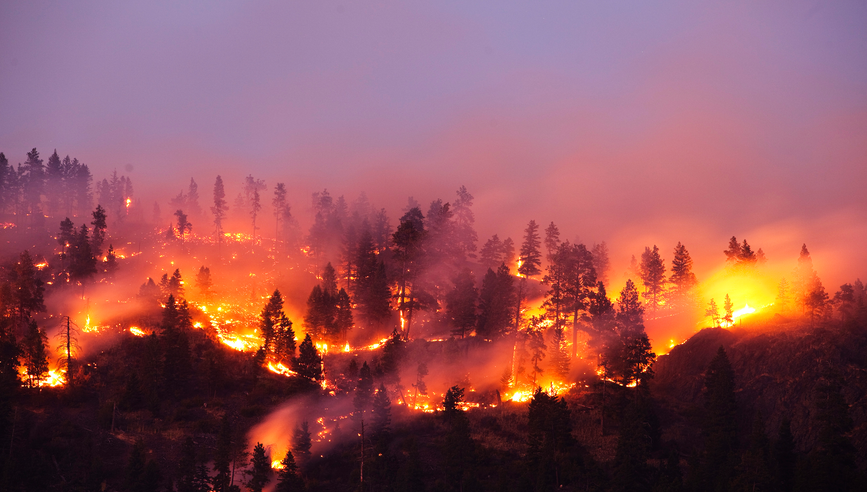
[125,197,131,208]
[267,361,297,378]
[271,459,284,470]
[35,261,49,269]
[129,326,146,337]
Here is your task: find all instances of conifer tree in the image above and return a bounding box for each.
[452,185,478,259]
[91,205,107,257]
[211,175,227,238]
[335,288,353,343]
[518,220,542,278]
[195,266,212,300]
[479,234,503,270]
[706,298,721,328]
[591,241,611,287]
[273,182,288,239]
[274,448,304,492]
[723,294,734,327]
[392,207,426,338]
[294,334,322,381]
[245,442,271,492]
[639,245,666,310]
[669,242,697,311]
[212,415,233,492]
[544,221,560,261]
[292,421,312,467]
[476,264,515,341]
[445,268,477,339]
[23,320,48,388]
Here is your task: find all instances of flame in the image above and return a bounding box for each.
[129,327,146,337]
[35,261,48,269]
[267,361,297,378]
[125,197,131,208]
[271,459,284,470]
[343,342,351,352]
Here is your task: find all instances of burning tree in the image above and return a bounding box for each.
[211,175,228,239]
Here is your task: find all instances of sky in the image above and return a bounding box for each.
[1,0,866,286]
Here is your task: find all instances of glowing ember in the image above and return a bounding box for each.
[35,261,48,269]
[129,327,146,337]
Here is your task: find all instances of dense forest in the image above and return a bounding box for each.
[1,147,865,491]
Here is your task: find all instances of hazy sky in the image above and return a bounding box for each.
[2,1,866,283]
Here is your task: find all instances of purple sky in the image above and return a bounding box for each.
[2,1,866,284]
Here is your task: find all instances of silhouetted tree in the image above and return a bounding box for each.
[669,242,697,311]
[723,294,734,326]
[195,266,212,300]
[91,205,107,257]
[274,448,304,492]
[212,175,228,238]
[476,264,515,341]
[544,221,560,261]
[294,334,322,381]
[591,241,611,287]
[23,320,48,387]
[392,206,427,338]
[639,245,666,310]
[292,421,312,468]
[445,268,477,339]
[245,442,271,492]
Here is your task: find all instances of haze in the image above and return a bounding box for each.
[1,0,865,286]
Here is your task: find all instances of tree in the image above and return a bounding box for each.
[260,290,286,354]
[58,217,75,276]
[294,334,322,381]
[445,268,477,339]
[69,225,98,289]
[195,266,212,300]
[479,234,503,270]
[528,324,547,385]
[354,361,374,417]
[292,421,312,468]
[274,448,304,492]
[591,241,611,287]
[476,264,515,341]
[250,188,262,240]
[452,186,478,259]
[669,242,698,311]
[518,220,542,278]
[212,175,228,238]
[371,382,392,443]
[804,275,828,326]
[106,244,118,275]
[245,442,271,492]
[706,298,721,328]
[21,148,45,226]
[174,209,191,240]
[90,205,107,258]
[722,294,734,327]
[549,326,569,379]
[23,320,48,387]
[544,221,560,261]
[55,316,80,389]
[335,288,353,343]
[392,207,427,338]
[639,245,666,310]
[273,182,288,239]
[9,250,46,332]
[724,236,741,264]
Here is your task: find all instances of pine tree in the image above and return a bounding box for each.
[69,224,97,288]
[479,234,503,270]
[518,220,542,278]
[706,298,721,328]
[476,264,515,341]
[639,245,666,310]
[445,268,477,339]
[91,205,107,257]
[245,442,271,492]
[669,242,697,311]
[335,288,353,343]
[452,185,478,259]
[211,175,228,238]
[274,448,304,492]
[174,209,191,240]
[549,326,570,379]
[10,250,46,332]
[195,266,212,300]
[442,386,475,490]
[392,207,426,339]
[724,236,741,264]
[294,334,322,381]
[292,421,312,467]
[544,221,560,261]
[591,241,611,287]
[273,182,287,239]
[723,294,734,327]
[23,320,48,387]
